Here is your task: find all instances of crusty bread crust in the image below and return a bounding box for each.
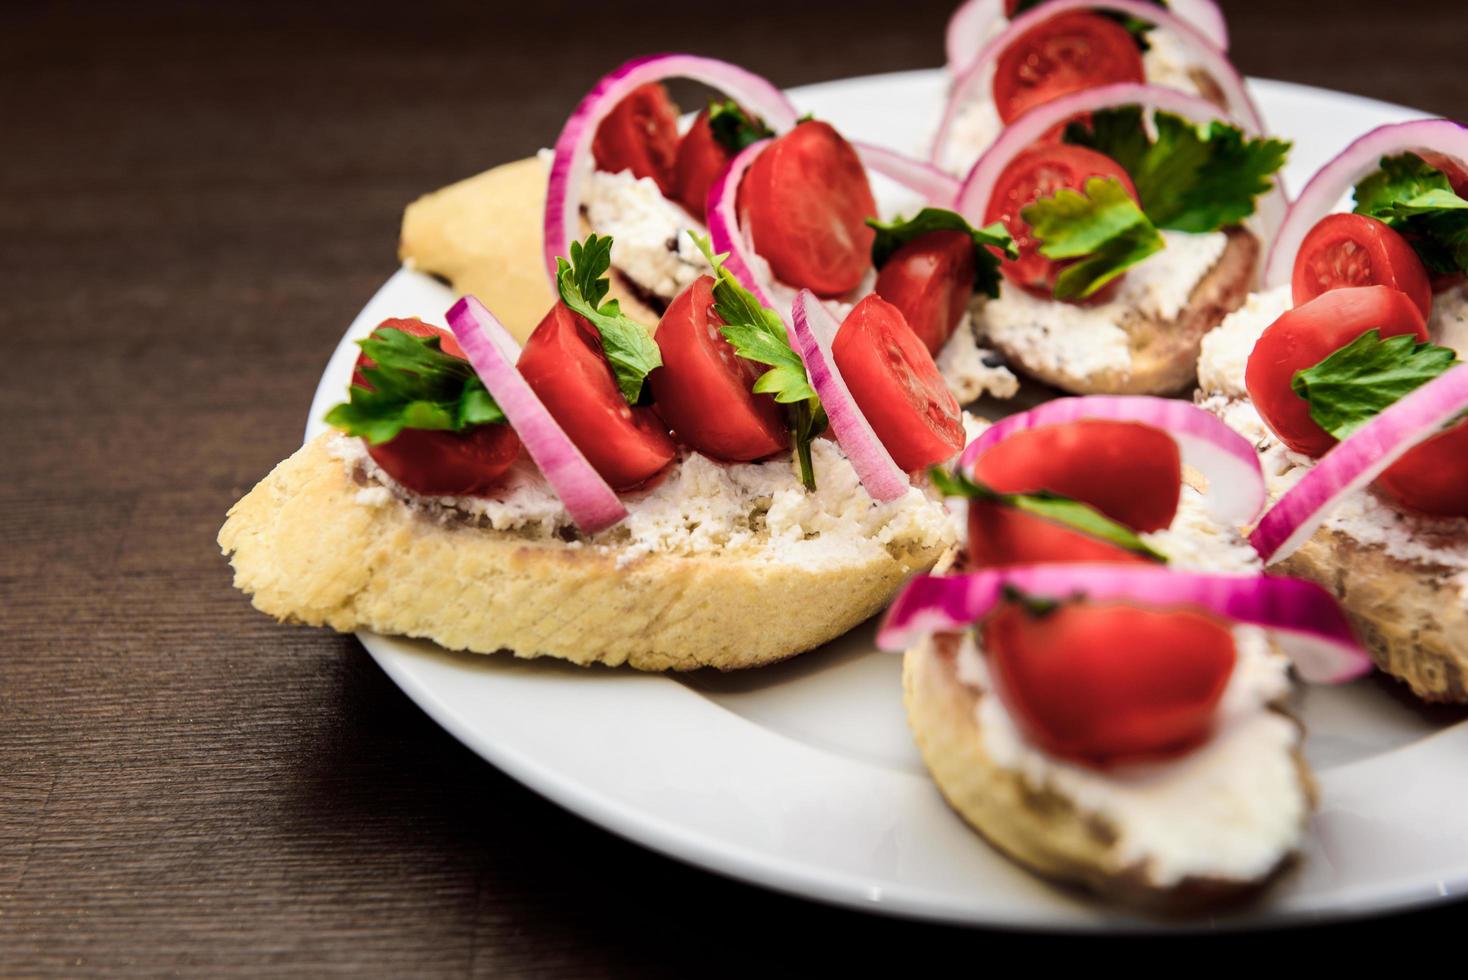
[989,228,1260,396]
[219,435,948,671]
[902,633,1313,913]
[1276,527,1468,702]
[398,157,660,342]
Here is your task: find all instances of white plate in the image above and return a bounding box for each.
[305,70,1468,930]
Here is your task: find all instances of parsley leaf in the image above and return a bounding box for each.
[1353,153,1468,276]
[1064,107,1290,233]
[1291,329,1459,440]
[688,231,826,491]
[866,208,1017,298]
[930,466,1168,562]
[324,326,506,445]
[555,234,663,404]
[1020,176,1166,300]
[707,99,775,155]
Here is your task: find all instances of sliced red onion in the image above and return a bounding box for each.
[876,564,1371,683]
[853,141,962,207]
[959,395,1266,524]
[1262,119,1468,289]
[944,0,1229,75]
[954,82,1281,244]
[543,54,799,286]
[933,0,1261,167]
[1249,363,1468,564]
[706,137,789,321]
[790,290,911,502]
[445,296,627,535]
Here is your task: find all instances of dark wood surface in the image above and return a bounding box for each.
[4,1,1466,973]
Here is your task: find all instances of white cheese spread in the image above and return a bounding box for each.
[1194,284,1468,605]
[329,434,955,570]
[582,168,712,302]
[976,230,1230,382]
[937,311,1021,402]
[952,626,1304,887]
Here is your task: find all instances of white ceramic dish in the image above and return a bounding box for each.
[304,69,1468,930]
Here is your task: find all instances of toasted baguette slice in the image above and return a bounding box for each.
[982,228,1258,396]
[1196,286,1468,702]
[219,434,951,672]
[904,632,1314,913]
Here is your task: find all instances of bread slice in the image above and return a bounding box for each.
[903,631,1314,913]
[982,227,1259,395]
[219,434,951,671]
[1196,287,1468,703]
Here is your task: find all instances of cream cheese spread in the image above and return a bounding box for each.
[937,311,1021,402]
[582,168,712,302]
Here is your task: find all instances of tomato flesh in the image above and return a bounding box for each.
[967,501,1157,568]
[517,303,677,490]
[993,11,1146,126]
[1292,213,1432,320]
[971,419,1181,532]
[1376,421,1468,517]
[984,600,1237,766]
[832,295,966,472]
[873,230,977,356]
[739,120,878,297]
[1245,286,1428,457]
[671,108,732,223]
[352,318,521,497]
[592,82,680,197]
[984,142,1139,297]
[649,276,790,462]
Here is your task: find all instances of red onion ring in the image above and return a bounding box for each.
[1249,363,1468,564]
[953,82,1285,243]
[1262,118,1468,290]
[853,141,962,207]
[933,0,1260,168]
[876,564,1372,684]
[790,290,911,502]
[944,0,1230,75]
[959,395,1266,525]
[446,296,628,535]
[543,54,799,287]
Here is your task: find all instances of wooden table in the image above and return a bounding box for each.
[5,1,1465,971]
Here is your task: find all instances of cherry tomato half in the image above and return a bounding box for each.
[353,318,522,497]
[832,294,966,472]
[984,599,1237,766]
[648,276,790,462]
[1376,421,1468,517]
[1292,213,1433,320]
[993,11,1146,126]
[517,303,677,490]
[738,120,878,297]
[984,142,1139,297]
[967,501,1158,568]
[970,419,1181,532]
[671,107,731,223]
[1245,285,1428,458]
[592,82,681,197]
[873,230,977,356]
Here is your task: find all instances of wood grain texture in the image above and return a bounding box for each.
[3,1,1466,973]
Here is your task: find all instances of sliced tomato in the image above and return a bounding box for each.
[993,11,1146,125]
[517,303,676,490]
[1418,150,1468,196]
[970,419,1181,532]
[1292,213,1432,320]
[592,82,680,196]
[984,142,1139,297]
[832,295,966,472]
[671,107,731,223]
[1245,285,1429,458]
[738,120,878,297]
[1376,421,1468,517]
[352,318,521,497]
[648,276,789,461]
[967,501,1158,568]
[983,599,1237,766]
[873,230,977,356]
